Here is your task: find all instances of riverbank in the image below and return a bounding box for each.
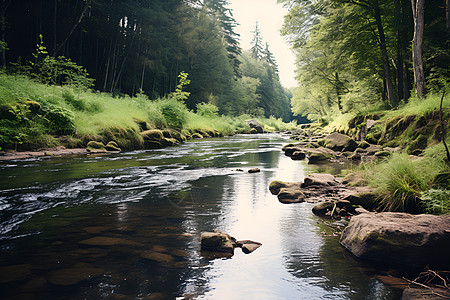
[0,73,297,153]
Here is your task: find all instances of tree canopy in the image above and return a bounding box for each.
[279,0,450,121]
[0,0,293,120]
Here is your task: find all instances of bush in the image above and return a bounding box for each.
[157,98,187,129]
[196,103,219,117]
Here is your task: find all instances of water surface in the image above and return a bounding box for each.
[0,134,402,299]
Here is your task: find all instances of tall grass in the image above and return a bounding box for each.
[364,143,450,213]
[0,73,299,150]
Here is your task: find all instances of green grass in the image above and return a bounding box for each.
[0,73,299,150]
[362,142,450,213]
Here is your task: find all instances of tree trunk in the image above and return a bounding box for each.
[53,0,91,56]
[0,0,11,67]
[394,0,405,101]
[53,0,57,51]
[411,0,426,98]
[447,0,450,31]
[373,1,398,106]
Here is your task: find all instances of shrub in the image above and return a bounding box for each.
[157,98,187,129]
[196,102,219,117]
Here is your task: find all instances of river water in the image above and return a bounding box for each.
[0,134,402,299]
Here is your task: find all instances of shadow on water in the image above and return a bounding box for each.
[0,134,403,299]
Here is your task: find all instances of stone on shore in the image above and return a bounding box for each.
[302,173,337,187]
[201,232,235,254]
[324,132,358,152]
[246,119,263,133]
[87,141,107,153]
[105,141,121,152]
[340,212,450,269]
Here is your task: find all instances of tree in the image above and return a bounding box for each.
[263,42,279,75]
[411,0,426,98]
[250,21,264,60]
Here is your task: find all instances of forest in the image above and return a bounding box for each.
[279,0,449,120]
[0,0,292,118]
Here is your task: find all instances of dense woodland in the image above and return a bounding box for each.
[279,0,449,121]
[0,0,292,120]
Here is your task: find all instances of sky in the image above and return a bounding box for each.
[228,0,297,88]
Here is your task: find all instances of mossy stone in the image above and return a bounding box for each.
[191,133,203,139]
[105,141,121,152]
[87,141,106,153]
[141,129,164,141]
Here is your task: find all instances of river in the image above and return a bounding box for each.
[0,134,402,299]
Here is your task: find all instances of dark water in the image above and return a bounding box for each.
[0,134,402,299]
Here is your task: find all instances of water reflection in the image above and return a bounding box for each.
[0,134,403,299]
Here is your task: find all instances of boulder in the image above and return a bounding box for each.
[269,181,301,195]
[342,187,377,210]
[237,240,262,254]
[312,201,335,216]
[248,168,261,173]
[87,141,107,153]
[324,132,358,152]
[201,232,236,254]
[291,151,306,160]
[105,141,121,152]
[340,213,450,269]
[306,147,336,163]
[246,119,263,133]
[277,188,305,204]
[191,133,203,139]
[302,173,337,187]
[140,129,164,141]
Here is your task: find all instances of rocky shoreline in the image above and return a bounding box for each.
[271,128,450,298]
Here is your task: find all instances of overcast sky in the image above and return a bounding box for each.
[228,0,297,88]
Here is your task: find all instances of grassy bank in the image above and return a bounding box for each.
[0,73,298,151]
[325,93,450,214]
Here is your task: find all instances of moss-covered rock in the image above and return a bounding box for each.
[25,100,41,114]
[160,138,179,147]
[191,133,203,139]
[105,141,121,152]
[102,127,144,151]
[141,129,164,141]
[87,141,107,153]
[132,117,151,132]
[324,132,358,151]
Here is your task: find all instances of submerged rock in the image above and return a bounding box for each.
[47,263,103,286]
[79,236,140,247]
[340,212,450,269]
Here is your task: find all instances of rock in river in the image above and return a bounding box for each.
[340,212,450,269]
[201,232,236,254]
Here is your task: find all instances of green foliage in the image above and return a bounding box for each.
[196,102,219,117]
[420,190,450,215]
[169,71,191,102]
[11,35,94,90]
[157,98,187,130]
[365,149,449,213]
